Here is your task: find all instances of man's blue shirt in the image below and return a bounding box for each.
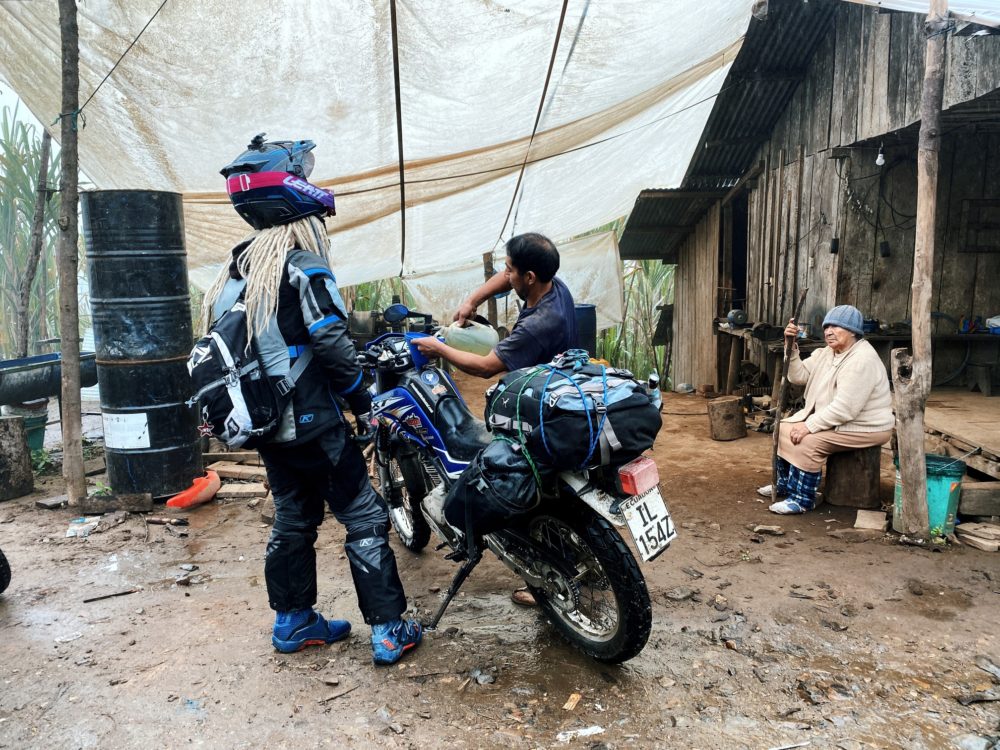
[494,276,577,372]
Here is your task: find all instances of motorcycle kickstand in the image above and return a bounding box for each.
[422,542,483,631]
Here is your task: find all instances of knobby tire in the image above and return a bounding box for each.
[527,505,651,663]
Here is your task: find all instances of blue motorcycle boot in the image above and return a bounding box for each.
[371,619,423,665]
[272,609,351,653]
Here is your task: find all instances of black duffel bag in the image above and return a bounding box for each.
[443,439,539,536]
[484,352,661,470]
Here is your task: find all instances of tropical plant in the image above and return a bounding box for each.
[345,277,409,313]
[0,106,62,359]
[597,260,675,388]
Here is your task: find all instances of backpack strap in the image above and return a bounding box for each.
[273,346,313,397]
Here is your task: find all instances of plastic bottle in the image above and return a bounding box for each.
[440,321,499,356]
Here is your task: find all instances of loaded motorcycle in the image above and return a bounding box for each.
[360,304,676,663]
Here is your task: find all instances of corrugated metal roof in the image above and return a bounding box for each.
[620,0,837,261]
[618,189,726,262]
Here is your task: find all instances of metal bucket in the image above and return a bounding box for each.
[82,190,202,498]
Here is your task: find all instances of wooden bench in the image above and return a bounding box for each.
[823,444,883,509]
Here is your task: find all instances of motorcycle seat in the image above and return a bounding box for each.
[434,396,492,462]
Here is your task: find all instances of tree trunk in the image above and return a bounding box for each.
[15,130,52,358]
[708,396,747,441]
[58,0,85,505]
[0,417,34,501]
[891,0,948,538]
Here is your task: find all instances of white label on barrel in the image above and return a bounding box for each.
[103,412,150,449]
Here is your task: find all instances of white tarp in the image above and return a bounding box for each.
[849,0,1000,27]
[3,1,991,293]
[404,230,624,331]
[0,0,746,288]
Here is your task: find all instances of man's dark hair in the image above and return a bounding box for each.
[506,233,560,283]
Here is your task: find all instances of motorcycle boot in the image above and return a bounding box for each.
[371,618,423,665]
[272,608,351,653]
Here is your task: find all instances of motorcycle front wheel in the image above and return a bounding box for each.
[524,507,651,663]
[0,547,10,594]
[377,454,431,553]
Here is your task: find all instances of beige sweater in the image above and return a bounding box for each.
[785,338,895,434]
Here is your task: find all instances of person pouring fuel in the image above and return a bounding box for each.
[413,232,577,605]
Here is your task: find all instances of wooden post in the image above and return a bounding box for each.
[483,252,498,327]
[891,0,948,538]
[57,0,85,505]
[725,333,742,396]
[15,130,52,358]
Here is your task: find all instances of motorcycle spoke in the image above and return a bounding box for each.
[530,516,620,639]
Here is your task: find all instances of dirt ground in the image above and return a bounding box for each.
[1,374,999,749]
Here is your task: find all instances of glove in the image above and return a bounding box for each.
[345,389,372,417]
[345,390,374,444]
[352,412,374,445]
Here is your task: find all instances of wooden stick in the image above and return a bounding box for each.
[318,684,359,703]
[771,289,809,504]
[83,588,139,604]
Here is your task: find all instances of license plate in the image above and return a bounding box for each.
[619,487,676,562]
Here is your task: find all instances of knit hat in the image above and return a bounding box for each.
[822,304,864,336]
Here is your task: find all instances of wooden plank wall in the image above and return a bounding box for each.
[738,4,1000,382]
[672,203,720,388]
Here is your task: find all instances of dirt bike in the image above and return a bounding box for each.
[0,547,10,595]
[359,304,676,663]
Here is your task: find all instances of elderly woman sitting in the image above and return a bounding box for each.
[758,304,895,514]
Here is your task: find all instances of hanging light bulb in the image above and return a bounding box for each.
[875,143,885,167]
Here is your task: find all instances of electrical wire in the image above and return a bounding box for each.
[79,0,169,117]
[495,0,571,246]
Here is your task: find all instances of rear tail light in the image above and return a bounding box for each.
[618,456,659,496]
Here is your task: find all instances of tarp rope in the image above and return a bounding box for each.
[388,0,407,274]
[495,0,571,246]
[54,0,170,130]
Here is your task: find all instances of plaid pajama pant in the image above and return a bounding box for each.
[775,457,821,510]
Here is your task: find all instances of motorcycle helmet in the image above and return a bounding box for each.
[220,133,336,230]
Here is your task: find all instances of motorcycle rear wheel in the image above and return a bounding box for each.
[378,455,431,553]
[0,547,10,594]
[525,507,651,663]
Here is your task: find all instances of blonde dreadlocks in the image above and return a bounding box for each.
[201,215,332,337]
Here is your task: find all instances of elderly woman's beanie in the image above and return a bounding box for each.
[822,305,864,336]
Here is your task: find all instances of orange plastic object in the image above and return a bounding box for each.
[165,470,221,509]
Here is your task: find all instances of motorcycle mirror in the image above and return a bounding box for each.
[383,303,409,324]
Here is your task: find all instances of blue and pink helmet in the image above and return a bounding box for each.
[220,134,336,230]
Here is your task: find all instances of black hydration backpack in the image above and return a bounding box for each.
[186,289,311,449]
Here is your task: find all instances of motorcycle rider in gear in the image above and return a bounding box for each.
[205,135,421,663]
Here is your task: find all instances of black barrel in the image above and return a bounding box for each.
[575,303,597,358]
[81,191,202,498]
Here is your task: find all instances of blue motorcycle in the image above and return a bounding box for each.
[359,304,676,663]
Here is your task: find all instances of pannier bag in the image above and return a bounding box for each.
[444,439,539,535]
[187,290,311,450]
[485,350,661,469]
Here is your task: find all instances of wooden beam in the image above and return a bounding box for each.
[637,190,727,200]
[624,225,696,233]
[721,161,765,207]
[703,135,769,149]
[891,0,949,538]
